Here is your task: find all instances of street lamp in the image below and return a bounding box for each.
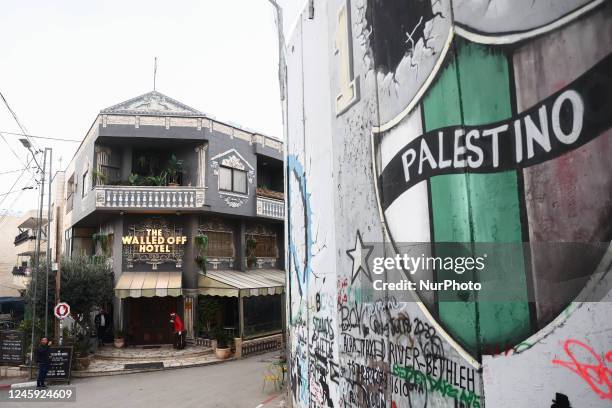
[19,138,32,149]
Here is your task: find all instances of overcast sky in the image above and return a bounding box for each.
[0,0,291,214]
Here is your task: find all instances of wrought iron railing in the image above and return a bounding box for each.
[256,196,284,220]
[14,231,34,245]
[94,186,205,209]
[241,333,283,357]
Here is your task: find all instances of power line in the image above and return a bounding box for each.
[0,130,81,143]
[0,166,36,175]
[0,156,35,209]
[0,90,38,151]
[0,131,31,170]
[0,186,33,197]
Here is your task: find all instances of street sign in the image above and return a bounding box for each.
[54,302,70,320]
[47,346,73,383]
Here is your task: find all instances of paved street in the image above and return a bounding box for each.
[1,352,287,408]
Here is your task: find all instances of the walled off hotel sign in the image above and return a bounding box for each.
[122,228,187,253]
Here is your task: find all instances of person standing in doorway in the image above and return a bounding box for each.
[170,312,185,349]
[36,337,52,388]
[95,309,108,345]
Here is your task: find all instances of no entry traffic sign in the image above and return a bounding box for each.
[54,302,70,320]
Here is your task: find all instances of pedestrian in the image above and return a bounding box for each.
[170,312,185,349]
[95,308,108,345]
[36,337,52,388]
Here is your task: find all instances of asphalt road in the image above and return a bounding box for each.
[1,351,287,408]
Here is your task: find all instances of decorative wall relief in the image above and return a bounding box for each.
[209,149,255,208]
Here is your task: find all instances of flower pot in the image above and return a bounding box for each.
[215,347,231,359]
[114,337,125,348]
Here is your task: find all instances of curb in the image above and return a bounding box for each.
[0,381,37,390]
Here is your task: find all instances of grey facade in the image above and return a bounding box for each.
[60,91,285,345]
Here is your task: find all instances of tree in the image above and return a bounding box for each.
[26,255,114,338]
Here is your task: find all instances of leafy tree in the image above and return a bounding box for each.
[26,255,114,338]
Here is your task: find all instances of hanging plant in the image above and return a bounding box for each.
[246,237,257,268]
[92,233,109,256]
[195,234,209,274]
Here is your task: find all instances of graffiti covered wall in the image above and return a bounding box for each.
[280,0,611,407]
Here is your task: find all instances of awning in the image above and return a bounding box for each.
[18,217,48,229]
[198,269,285,297]
[115,272,182,299]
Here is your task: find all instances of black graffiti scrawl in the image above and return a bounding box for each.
[367,0,442,74]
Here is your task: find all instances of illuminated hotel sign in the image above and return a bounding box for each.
[122,229,187,253]
[123,219,185,269]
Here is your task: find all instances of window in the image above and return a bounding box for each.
[219,166,247,194]
[82,169,89,197]
[66,175,75,213]
[205,231,234,258]
[246,233,277,258]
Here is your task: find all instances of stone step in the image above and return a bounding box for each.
[72,356,233,378]
[93,346,213,361]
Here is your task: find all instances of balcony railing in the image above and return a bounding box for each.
[14,231,35,245]
[94,185,205,209]
[256,196,284,220]
[12,266,31,276]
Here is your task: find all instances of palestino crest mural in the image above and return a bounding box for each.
[283,0,612,407]
[370,0,612,359]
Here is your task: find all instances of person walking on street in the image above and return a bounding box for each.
[36,337,52,388]
[170,312,185,349]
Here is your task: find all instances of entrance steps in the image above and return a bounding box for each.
[93,344,213,360]
[73,344,227,377]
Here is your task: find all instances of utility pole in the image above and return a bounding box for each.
[54,203,62,341]
[44,148,52,337]
[29,148,46,379]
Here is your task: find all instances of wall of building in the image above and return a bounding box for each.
[283,1,612,407]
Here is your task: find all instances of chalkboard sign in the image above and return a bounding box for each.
[46,346,73,383]
[0,330,24,364]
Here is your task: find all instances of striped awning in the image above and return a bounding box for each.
[198,269,285,297]
[115,272,182,299]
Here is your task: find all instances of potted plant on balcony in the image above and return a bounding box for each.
[194,234,208,275]
[114,330,125,348]
[166,154,183,187]
[213,328,231,359]
[92,169,107,186]
[128,173,143,186]
[246,237,257,268]
[146,171,167,186]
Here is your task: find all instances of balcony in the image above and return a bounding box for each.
[14,230,35,245]
[94,185,205,210]
[256,194,284,220]
[12,266,30,276]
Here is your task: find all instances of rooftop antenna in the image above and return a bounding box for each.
[153,57,158,91]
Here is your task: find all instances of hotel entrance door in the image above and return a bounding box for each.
[126,296,181,345]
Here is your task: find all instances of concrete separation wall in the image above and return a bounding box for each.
[278,0,612,407]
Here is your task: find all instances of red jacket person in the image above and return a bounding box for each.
[170,312,185,349]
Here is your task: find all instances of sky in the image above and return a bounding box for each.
[0,0,286,214]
